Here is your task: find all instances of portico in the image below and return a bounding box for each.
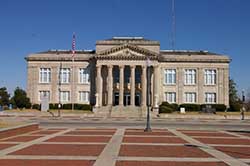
[94,63,160,109]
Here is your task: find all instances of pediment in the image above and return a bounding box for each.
[95,44,159,60]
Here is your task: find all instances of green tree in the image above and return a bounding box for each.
[229,78,239,103]
[0,87,10,106]
[228,78,241,112]
[11,87,31,109]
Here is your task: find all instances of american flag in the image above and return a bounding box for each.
[72,33,76,57]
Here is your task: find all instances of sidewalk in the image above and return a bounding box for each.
[0,125,249,166]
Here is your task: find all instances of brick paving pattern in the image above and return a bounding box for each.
[0,127,249,166]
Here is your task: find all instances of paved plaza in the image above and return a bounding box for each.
[0,126,250,166]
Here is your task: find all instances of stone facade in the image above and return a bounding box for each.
[25,37,230,110]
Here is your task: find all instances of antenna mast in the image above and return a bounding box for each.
[171,0,176,50]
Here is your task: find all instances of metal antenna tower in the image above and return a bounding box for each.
[171,0,176,50]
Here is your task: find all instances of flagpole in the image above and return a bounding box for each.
[71,33,76,111]
[72,56,74,111]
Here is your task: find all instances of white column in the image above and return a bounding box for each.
[95,65,102,107]
[108,65,113,106]
[141,65,147,107]
[130,66,135,106]
[153,65,159,108]
[119,65,124,106]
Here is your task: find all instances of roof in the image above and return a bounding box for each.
[159,51,230,63]
[38,49,95,54]
[160,50,220,55]
[96,37,160,45]
[25,50,94,61]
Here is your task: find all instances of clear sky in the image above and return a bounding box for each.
[0,0,249,96]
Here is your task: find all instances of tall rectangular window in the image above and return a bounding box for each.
[39,68,51,83]
[79,91,89,103]
[184,69,196,85]
[165,92,176,103]
[205,93,216,104]
[60,68,70,83]
[39,91,50,101]
[79,68,90,84]
[60,91,70,102]
[204,69,216,85]
[185,92,196,103]
[164,69,176,85]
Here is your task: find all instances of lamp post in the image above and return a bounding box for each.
[241,90,245,120]
[144,57,152,132]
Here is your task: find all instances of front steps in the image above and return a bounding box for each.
[93,106,159,118]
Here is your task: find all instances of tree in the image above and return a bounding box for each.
[228,78,241,112]
[0,87,10,106]
[229,78,239,103]
[11,87,31,109]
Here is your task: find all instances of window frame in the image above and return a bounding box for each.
[165,92,176,103]
[39,68,51,83]
[79,68,90,84]
[184,69,196,85]
[164,69,176,85]
[184,92,197,103]
[204,69,217,85]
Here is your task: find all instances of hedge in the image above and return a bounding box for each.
[32,104,40,110]
[159,102,179,113]
[159,105,174,113]
[49,103,92,111]
[201,104,227,112]
[179,104,201,112]
[229,102,241,112]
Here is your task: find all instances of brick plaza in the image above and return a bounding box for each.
[0,126,249,166]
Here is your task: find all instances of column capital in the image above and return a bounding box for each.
[130,65,136,69]
[96,64,102,68]
[107,65,113,69]
[119,65,124,69]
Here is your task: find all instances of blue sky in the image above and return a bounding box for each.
[0,0,249,96]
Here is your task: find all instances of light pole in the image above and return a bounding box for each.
[241,90,245,120]
[144,57,152,132]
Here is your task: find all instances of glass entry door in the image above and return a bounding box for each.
[124,93,130,106]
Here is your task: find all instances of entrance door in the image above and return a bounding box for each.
[124,93,131,106]
[135,93,141,106]
[114,92,119,106]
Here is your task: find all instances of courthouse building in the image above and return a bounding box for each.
[25,37,230,111]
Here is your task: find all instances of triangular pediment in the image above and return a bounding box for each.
[95,44,158,60]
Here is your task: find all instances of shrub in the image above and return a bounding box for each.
[62,104,72,110]
[74,104,92,111]
[213,104,227,112]
[159,105,174,113]
[32,104,40,110]
[161,102,179,111]
[229,102,241,112]
[179,104,201,112]
[201,104,227,112]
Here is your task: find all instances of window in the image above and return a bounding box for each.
[185,92,196,103]
[204,69,216,85]
[164,69,176,85]
[39,68,51,83]
[60,68,70,83]
[184,69,196,85]
[205,93,216,104]
[39,91,50,101]
[79,91,89,103]
[165,92,176,103]
[60,91,70,102]
[79,68,90,84]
